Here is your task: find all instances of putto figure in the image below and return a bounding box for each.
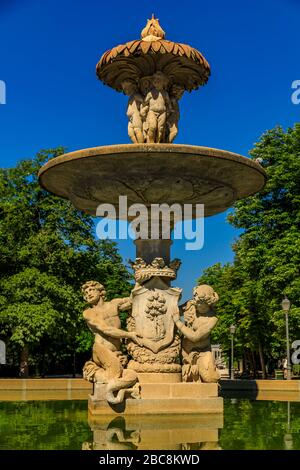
[166,84,185,143]
[172,284,220,383]
[81,281,141,404]
[141,72,170,143]
[122,70,187,144]
[123,72,172,144]
[121,79,144,144]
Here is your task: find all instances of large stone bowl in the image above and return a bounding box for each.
[38,144,266,218]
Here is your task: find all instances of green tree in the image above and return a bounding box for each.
[198,124,300,376]
[0,148,132,377]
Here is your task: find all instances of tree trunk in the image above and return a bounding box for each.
[20,345,29,378]
[41,351,46,378]
[258,340,267,379]
[251,349,257,378]
[72,351,76,378]
[243,351,247,372]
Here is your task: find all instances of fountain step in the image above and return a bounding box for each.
[140,382,218,398]
[88,395,223,415]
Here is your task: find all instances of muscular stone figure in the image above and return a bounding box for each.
[82,281,141,404]
[172,284,220,383]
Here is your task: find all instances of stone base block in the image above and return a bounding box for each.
[137,372,182,383]
[89,382,223,416]
[141,382,218,398]
[89,396,223,415]
[92,381,218,400]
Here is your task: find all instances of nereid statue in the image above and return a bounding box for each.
[82,281,140,404]
[172,284,220,383]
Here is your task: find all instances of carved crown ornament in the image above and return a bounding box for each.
[129,257,181,284]
[96,15,210,92]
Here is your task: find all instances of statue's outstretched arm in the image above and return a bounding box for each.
[83,310,135,340]
[116,297,132,312]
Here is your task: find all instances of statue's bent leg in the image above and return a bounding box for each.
[134,127,145,143]
[157,112,166,142]
[147,112,157,143]
[197,352,220,383]
[128,123,138,143]
[106,369,139,405]
[92,343,123,380]
[168,122,178,143]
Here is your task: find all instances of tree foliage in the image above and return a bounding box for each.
[0,148,132,376]
[198,124,300,374]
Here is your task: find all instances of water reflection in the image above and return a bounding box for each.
[0,399,299,450]
[84,414,223,450]
[284,402,293,450]
[220,398,300,450]
[83,417,139,450]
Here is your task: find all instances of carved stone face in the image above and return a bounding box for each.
[83,286,103,305]
[140,78,151,95]
[193,285,219,313]
[152,73,168,91]
[121,80,137,96]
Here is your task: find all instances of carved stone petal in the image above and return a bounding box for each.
[151,41,162,52]
[194,50,203,64]
[173,44,179,55]
[162,40,175,53]
[105,52,114,64]
[116,44,127,54]
[99,50,111,64]
[126,40,136,50]
[111,48,119,59]
[141,41,152,54]
[181,44,191,58]
[129,40,142,54]
[178,47,185,56]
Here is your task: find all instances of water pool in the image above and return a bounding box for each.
[0,399,299,450]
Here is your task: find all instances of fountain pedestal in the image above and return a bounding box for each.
[89,381,222,416]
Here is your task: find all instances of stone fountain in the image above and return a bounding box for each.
[39,16,266,424]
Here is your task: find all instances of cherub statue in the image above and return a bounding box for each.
[166,84,185,143]
[172,284,220,383]
[82,281,141,404]
[121,79,144,144]
[140,72,170,143]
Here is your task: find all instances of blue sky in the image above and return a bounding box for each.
[0,0,299,300]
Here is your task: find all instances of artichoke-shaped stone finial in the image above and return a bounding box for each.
[141,14,166,42]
